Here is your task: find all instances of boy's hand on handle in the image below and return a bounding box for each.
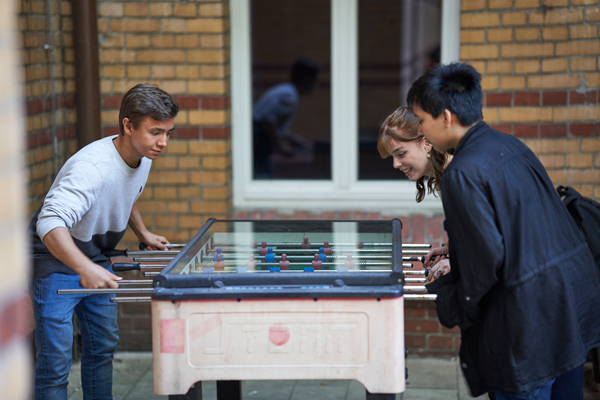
[138,231,170,250]
[423,246,449,269]
[79,261,122,289]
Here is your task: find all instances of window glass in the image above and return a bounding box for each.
[251,0,332,180]
[358,0,441,180]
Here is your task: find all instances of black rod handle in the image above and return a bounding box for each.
[112,263,141,272]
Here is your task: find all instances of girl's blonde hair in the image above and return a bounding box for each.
[378,107,447,202]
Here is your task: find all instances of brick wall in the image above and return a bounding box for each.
[20,0,78,216]
[1,0,31,398]
[97,0,233,249]
[461,0,600,199]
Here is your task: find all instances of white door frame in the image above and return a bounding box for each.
[230,0,460,213]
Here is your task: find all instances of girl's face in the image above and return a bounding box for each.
[386,137,434,181]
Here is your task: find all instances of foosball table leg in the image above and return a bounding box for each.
[365,390,396,399]
[168,382,202,400]
[216,380,242,400]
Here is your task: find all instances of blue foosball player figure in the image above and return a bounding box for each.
[264,247,276,263]
[213,247,224,261]
[318,247,327,262]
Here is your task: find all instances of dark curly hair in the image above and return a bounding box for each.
[377,107,448,203]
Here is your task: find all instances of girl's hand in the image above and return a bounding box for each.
[426,258,451,284]
[423,246,449,269]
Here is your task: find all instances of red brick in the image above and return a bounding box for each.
[133,317,152,330]
[176,96,199,109]
[514,124,539,137]
[26,99,43,114]
[263,210,277,219]
[338,211,351,219]
[293,210,308,220]
[38,130,52,146]
[351,212,365,220]
[117,317,133,330]
[172,126,200,139]
[404,308,426,318]
[412,231,425,244]
[569,123,595,137]
[249,211,263,220]
[234,210,248,219]
[486,93,511,106]
[404,335,426,348]
[489,124,512,134]
[569,90,597,105]
[61,94,76,108]
[104,126,120,137]
[426,215,443,239]
[542,91,568,105]
[202,126,231,139]
[540,123,566,137]
[103,95,123,108]
[428,335,454,349]
[119,303,150,316]
[68,125,77,139]
[201,96,230,109]
[514,91,540,106]
[404,320,441,333]
[27,134,38,149]
[367,212,381,220]
[322,212,336,220]
[412,214,425,231]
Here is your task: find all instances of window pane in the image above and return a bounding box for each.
[358,0,441,180]
[251,0,331,180]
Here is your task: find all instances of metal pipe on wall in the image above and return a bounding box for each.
[72,0,101,149]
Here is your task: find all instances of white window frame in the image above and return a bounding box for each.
[230,0,460,213]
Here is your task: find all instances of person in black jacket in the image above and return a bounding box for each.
[407,62,600,399]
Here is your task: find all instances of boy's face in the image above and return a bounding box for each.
[126,116,175,160]
[412,103,451,152]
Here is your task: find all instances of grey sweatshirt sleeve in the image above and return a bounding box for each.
[36,161,103,242]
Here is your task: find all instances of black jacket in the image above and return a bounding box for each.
[427,121,600,396]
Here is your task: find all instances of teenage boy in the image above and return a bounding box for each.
[29,83,179,399]
[407,63,600,399]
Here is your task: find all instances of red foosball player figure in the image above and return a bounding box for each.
[259,241,268,257]
[279,253,290,270]
[323,241,332,255]
[246,254,257,271]
[301,236,311,249]
[312,253,322,270]
[214,254,225,271]
[344,254,356,270]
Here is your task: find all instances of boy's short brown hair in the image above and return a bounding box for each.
[118,83,180,135]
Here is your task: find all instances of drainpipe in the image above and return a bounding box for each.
[45,0,58,176]
[72,0,101,149]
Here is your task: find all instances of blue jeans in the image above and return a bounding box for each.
[31,272,119,400]
[494,364,584,400]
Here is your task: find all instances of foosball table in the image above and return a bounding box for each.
[60,218,436,399]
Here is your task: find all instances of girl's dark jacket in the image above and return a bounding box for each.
[427,121,600,397]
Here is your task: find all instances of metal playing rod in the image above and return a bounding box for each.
[56,288,151,295]
[208,248,432,256]
[404,294,437,300]
[405,278,426,283]
[109,297,152,303]
[133,257,173,263]
[402,286,428,293]
[117,280,153,285]
[214,241,431,248]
